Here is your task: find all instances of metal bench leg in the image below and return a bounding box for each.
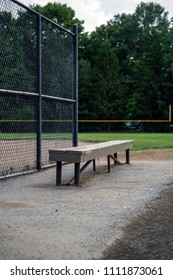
[74,163,80,186]
[56,161,62,185]
[126,149,130,164]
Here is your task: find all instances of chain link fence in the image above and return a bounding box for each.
[0,0,78,179]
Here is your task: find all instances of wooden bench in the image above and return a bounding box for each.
[49,140,133,186]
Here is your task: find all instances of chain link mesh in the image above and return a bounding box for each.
[41,17,74,166]
[42,99,73,166]
[0,0,75,177]
[42,17,74,99]
[0,94,37,175]
[0,0,37,92]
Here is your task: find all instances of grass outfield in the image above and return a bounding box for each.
[78,132,173,150]
[1,132,173,150]
[0,133,72,141]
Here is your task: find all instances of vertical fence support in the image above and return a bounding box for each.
[36,14,42,170]
[73,24,78,147]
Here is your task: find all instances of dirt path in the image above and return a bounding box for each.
[103,183,173,259]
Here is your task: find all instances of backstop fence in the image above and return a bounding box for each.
[0,0,78,179]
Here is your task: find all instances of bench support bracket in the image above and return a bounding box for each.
[69,159,95,186]
[55,160,96,186]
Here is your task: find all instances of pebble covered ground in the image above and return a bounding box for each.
[103,183,173,259]
[0,149,173,259]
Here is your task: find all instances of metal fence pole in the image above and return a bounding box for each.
[36,14,42,170]
[72,24,78,147]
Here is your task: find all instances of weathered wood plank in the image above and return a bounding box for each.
[49,140,133,163]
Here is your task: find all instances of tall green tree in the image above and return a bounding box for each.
[91,39,123,121]
[32,2,84,33]
[128,2,172,126]
[78,58,92,119]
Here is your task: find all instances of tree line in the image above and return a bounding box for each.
[33,1,173,131]
[1,1,173,131]
[78,2,173,131]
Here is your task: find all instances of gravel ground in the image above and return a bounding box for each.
[103,182,173,259]
[0,149,173,260]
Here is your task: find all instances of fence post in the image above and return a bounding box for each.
[36,14,42,170]
[73,24,78,147]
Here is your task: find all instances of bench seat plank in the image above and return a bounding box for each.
[49,140,133,163]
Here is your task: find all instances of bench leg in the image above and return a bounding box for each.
[56,161,62,185]
[74,163,80,186]
[107,155,111,173]
[126,149,130,164]
[114,153,118,164]
[69,160,92,186]
[93,159,96,171]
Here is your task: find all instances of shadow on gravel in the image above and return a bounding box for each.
[103,184,173,260]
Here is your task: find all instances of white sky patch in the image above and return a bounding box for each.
[20,0,173,32]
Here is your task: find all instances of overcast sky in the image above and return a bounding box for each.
[21,0,173,32]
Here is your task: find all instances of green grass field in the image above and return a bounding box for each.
[78,132,173,150]
[0,133,72,141]
[1,132,173,150]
